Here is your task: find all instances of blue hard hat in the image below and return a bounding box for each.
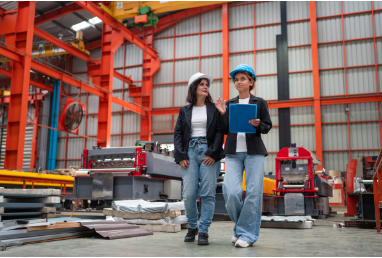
[229,64,257,82]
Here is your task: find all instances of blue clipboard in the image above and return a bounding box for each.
[229,104,257,133]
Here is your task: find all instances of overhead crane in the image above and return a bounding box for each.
[98,1,230,24]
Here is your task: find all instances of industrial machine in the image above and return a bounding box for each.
[98,1,230,24]
[73,142,182,202]
[273,146,333,218]
[345,156,382,221]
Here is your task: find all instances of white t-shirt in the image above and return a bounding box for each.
[236,97,250,152]
[191,105,207,137]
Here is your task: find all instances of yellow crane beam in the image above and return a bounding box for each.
[105,1,230,20]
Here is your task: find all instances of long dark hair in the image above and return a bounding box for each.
[233,71,256,92]
[186,78,213,105]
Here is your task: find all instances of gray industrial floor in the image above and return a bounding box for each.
[3,210,382,256]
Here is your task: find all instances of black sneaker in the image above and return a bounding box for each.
[198,233,209,245]
[184,227,198,242]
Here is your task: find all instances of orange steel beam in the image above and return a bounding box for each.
[114,71,133,85]
[268,99,314,109]
[96,24,124,147]
[112,96,146,116]
[310,2,323,170]
[29,79,53,92]
[76,1,158,58]
[34,27,99,64]
[31,61,146,114]
[34,3,83,26]
[0,67,54,92]
[222,3,230,101]
[4,2,36,170]
[150,95,382,116]
[320,95,382,105]
[85,39,102,51]
[31,60,106,98]
[140,33,161,141]
[151,109,180,116]
[0,67,12,77]
[0,45,22,63]
[0,93,45,104]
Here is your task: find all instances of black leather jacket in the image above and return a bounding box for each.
[174,102,224,164]
[218,94,272,156]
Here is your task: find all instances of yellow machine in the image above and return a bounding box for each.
[0,31,88,64]
[0,89,10,96]
[0,170,73,188]
[69,30,90,56]
[242,171,276,195]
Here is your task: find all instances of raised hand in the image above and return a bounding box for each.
[215,96,227,115]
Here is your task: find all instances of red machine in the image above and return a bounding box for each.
[273,147,332,217]
[274,147,316,194]
[345,156,377,217]
[80,147,146,176]
[74,143,182,201]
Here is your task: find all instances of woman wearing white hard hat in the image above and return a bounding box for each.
[215,64,272,248]
[174,72,224,245]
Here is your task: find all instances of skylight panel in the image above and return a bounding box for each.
[71,17,102,31]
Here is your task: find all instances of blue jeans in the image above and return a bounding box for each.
[181,137,221,234]
[223,153,265,245]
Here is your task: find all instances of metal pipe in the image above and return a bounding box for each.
[359,180,375,185]
[77,167,137,172]
[283,184,305,188]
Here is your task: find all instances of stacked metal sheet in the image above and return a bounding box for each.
[0,219,152,251]
[0,188,62,221]
[260,216,316,229]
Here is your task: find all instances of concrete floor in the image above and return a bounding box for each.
[3,212,382,256]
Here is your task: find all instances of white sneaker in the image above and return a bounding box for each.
[235,239,251,248]
[231,235,237,244]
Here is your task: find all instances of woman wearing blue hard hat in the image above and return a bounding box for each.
[174,72,224,245]
[215,64,272,247]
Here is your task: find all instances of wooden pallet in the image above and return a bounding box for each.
[27,222,81,232]
[344,220,376,228]
[41,169,75,177]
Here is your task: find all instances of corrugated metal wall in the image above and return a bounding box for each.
[0,105,34,170]
[52,1,382,175]
[316,1,382,171]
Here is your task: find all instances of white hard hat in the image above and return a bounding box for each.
[188,72,214,88]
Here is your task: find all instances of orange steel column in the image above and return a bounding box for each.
[4,2,36,169]
[97,24,123,147]
[222,4,230,101]
[141,32,160,141]
[310,2,323,170]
